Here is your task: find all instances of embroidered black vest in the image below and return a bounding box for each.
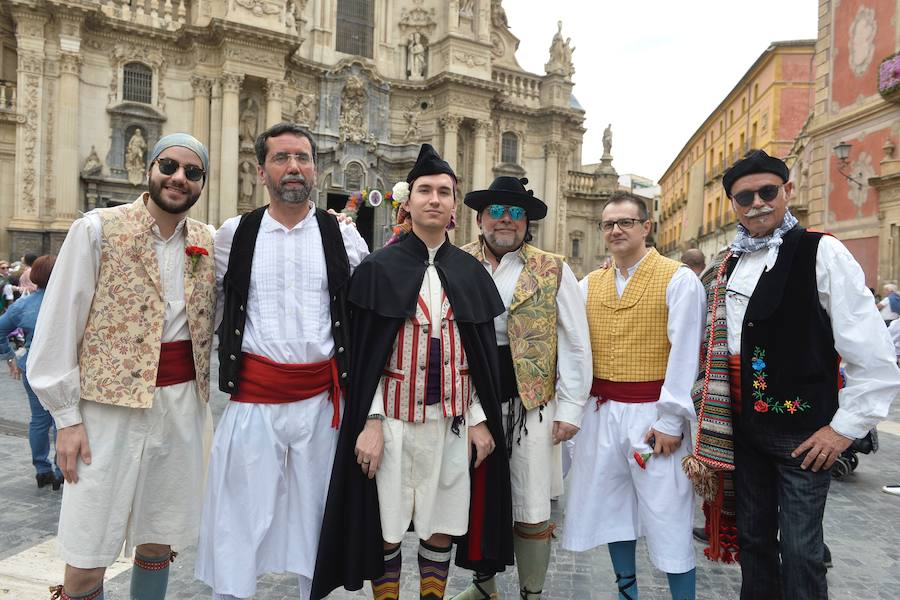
[732,227,840,433]
[218,206,351,394]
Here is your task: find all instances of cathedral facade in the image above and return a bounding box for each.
[0,0,614,274]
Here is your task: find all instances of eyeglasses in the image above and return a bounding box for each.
[487,204,526,221]
[269,152,312,166]
[732,184,782,207]
[154,157,205,182]
[600,218,646,232]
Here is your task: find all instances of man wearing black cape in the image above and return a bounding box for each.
[311,144,513,599]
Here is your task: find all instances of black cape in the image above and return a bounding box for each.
[311,232,514,599]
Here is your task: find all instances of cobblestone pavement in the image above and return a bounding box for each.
[1,356,898,599]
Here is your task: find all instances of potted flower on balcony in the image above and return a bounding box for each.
[879,52,900,103]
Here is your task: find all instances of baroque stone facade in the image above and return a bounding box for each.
[0,0,616,269]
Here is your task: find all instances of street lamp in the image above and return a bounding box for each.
[832,141,864,188]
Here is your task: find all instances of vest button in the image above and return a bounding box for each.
[332,296,337,302]
[747,322,754,328]
[337,346,345,354]
[422,325,430,334]
[230,354,237,361]
[234,329,241,336]
[239,305,244,311]
[227,381,235,388]
[334,321,341,328]
[341,372,348,379]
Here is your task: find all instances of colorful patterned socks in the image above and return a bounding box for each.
[418,539,452,599]
[514,521,555,598]
[372,545,402,600]
[49,583,104,600]
[130,551,175,600]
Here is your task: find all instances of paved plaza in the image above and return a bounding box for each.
[0,356,898,599]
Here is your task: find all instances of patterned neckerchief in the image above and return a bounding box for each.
[729,209,798,256]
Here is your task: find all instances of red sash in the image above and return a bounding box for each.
[590,378,664,406]
[729,355,742,414]
[156,340,196,387]
[231,353,341,428]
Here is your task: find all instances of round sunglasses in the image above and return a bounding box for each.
[154,157,206,182]
[487,204,526,221]
[732,183,782,207]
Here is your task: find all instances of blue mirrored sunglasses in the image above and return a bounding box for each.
[487,204,526,221]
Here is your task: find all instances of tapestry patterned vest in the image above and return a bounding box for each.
[586,248,680,382]
[79,197,216,408]
[381,290,471,422]
[461,240,563,410]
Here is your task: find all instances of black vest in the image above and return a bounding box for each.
[732,227,839,433]
[217,206,351,394]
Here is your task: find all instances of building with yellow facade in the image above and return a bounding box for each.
[657,40,815,261]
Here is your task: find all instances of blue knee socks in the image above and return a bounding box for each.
[130,552,174,600]
[608,540,638,600]
[666,568,696,600]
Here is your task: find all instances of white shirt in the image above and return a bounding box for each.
[726,235,900,439]
[877,297,900,322]
[27,195,206,427]
[215,204,369,365]
[579,254,707,437]
[479,247,592,427]
[888,318,900,358]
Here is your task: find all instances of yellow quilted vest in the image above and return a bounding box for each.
[586,248,680,382]
[79,196,216,408]
[461,240,562,410]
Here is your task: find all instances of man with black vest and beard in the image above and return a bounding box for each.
[687,149,899,600]
[195,122,369,600]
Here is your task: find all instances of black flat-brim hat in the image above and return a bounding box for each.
[722,149,789,198]
[464,176,547,220]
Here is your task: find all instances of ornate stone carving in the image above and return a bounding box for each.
[82,146,102,176]
[239,159,257,206]
[239,97,259,149]
[12,11,47,40]
[221,72,244,94]
[453,51,486,68]
[223,45,282,69]
[339,75,368,144]
[266,79,286,103]
[59,53,82,76]
[490,32,505,58]
[545,21,574,77]
[235,0,281,17]
[407,32,427,80]
[293,91,316,126]
[544,140,563,156]
[191,76,213,97]
[401,100,426,143]
[848,5,876,77]
[19,69,42,214]
[109,42,167,109]
[473,120,491,136]
[125,127,147,186]
[440,115,463,132]
[491,0,509,29]
[399,0,437,37]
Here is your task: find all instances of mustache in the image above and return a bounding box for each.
[745,206,775,218]
[280,175,307,185]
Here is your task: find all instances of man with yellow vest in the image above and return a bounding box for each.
[452,176,592,600]
[27,134,216,600]
[562,192,705,600]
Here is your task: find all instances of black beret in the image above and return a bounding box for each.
[722,149,789,198]
[406,143,457,184]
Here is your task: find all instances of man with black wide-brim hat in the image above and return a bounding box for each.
[452,176,592,600]
[312,144,513,600]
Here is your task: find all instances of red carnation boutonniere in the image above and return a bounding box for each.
[186,245,209,272]
[632,434,656,470]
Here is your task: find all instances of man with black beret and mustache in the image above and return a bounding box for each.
[195,122,369,600]
[686,149,899,600]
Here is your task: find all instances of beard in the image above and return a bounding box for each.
[275,175,313,204]
[483,229,524,253]
[148,178,201,215]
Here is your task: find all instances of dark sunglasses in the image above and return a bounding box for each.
[154,157,205,182]
[732,184,781,207]
[487,204,526,221]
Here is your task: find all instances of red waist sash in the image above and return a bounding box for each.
[231,353,341,428]
[156,340,196,387]
[729,354,742,414]
[590,378,664,406]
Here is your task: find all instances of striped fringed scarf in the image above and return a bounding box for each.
[682,250,739,563]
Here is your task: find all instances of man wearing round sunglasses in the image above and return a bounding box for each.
[563,191,705,600]
[685,149,900,600]
[451,176,591,600]
[27,133,216,600]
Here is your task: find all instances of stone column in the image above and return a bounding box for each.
[207,79,223,225]
[543,141,562,253]
[265,79,286,127]
[219,72,243,223]
[469,120,490,242]
[52,51,82,229]
[190,76,212,222]
[9,9,48,235]
[441,115,462,171]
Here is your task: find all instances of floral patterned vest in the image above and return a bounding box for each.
[462,240,562,411]
[78,197,216,408]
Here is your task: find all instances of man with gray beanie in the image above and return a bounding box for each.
[685,149,899,599]
[28,133,217,600]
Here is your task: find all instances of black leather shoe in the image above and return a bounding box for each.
[52,475,64,491]
[823,543,833,569]
[692,527,709,543]
[36,472,54,488]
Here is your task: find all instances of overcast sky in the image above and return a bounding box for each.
[503,1,819,182]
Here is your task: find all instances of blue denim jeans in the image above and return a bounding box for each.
[22,369,61,478]
[734,425,830,600]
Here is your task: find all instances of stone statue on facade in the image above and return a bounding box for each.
[459,0,475,17]
[545,21,575,77]
[82,146,102,176]
[125,128,146,186]
[402,103,420,142]
[602,123,613,157]
[285,1,297,34]
[407,32,427,80]
[294,92,316,126]
[491,0,509,28]
[240,98,259,150]
[339,75,368,144]
[239,160,257,206]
